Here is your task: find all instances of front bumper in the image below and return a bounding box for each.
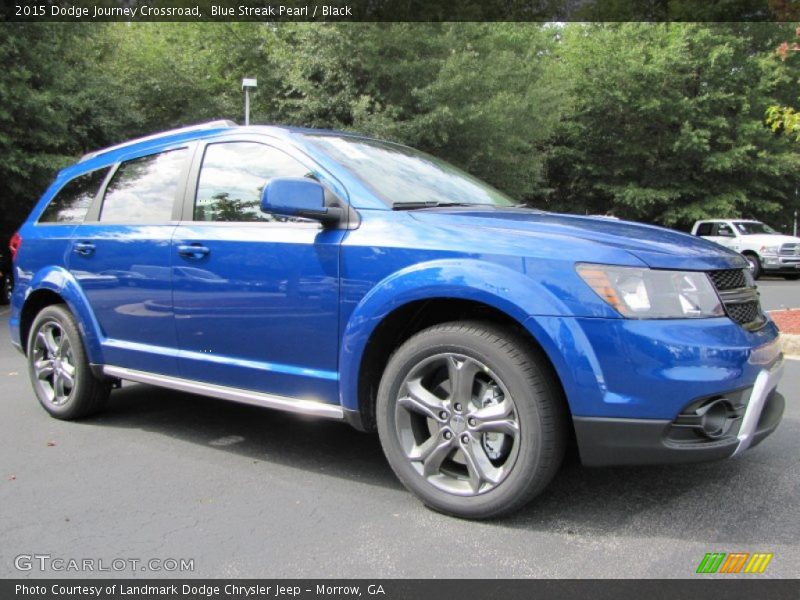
[762,255,800,273]
[574,357,784,466]
[524,314,785,466]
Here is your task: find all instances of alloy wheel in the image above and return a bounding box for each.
[394,353,521,496]
[31,320,77,406]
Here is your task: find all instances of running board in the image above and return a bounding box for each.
[102,365,344,421]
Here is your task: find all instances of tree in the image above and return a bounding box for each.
[267,23,565,200]
[2,22,798,239]
[545,23,800,229]
[0,24,137,238]
[766,25,800,140]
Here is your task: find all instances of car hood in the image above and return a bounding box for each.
[737,233,800,246]
[410,208,748,271]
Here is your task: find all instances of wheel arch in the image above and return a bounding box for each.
[339,259,575,432]
[20,267,104,363]
[740,250,761,278]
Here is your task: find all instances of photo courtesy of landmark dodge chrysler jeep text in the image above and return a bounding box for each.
[8,121,785,518]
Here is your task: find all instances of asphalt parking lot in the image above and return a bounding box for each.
[1,281,798,579]
[756,277,800,311]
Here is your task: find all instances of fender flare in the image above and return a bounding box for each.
[23,266,105,364]
[338,258,572,412]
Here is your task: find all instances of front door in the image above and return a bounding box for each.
[709,222,739,250]
[172,140,343,403]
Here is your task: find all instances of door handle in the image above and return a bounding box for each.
[177,244,210,259]
[72,242,95,256]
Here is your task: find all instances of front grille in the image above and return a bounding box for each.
[725,300,762,326]
[707,268,746,291]
[780,243,799,257]
[707,268,765,330]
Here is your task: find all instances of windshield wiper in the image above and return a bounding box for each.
[392,201,495,211]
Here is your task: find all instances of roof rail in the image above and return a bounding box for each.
[78,120,238,163]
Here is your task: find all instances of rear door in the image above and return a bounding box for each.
[68,144,193,376]
[171,136,344,403]
[27,165,112,297]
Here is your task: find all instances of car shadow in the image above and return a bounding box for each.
[89,382,402,491]
[88,382,796,546]
[505,441,797,546]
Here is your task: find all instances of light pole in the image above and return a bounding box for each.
[795,185,798,237]
[242,78,257,126]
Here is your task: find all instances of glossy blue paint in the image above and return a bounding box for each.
[260,177,327,216]
[171,222,343,401]
[522,314,781,419]
[69,223,179,376]
[13,264,106,363]
[10,123,780,431]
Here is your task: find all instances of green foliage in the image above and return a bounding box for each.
[765,24,800,142]
[767,105,800,139]
[0,22,798,240]
[262,24,564,199]
[546,23,800,229]
[0,24,132,236]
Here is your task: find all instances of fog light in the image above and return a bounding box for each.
[700,400,731,439]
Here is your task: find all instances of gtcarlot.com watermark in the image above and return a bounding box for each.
[14,553,194,573]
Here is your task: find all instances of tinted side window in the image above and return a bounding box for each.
[715,223,735,237]
[39,168,110,224]
[194,142,312,222]
[695,223,713,236]
[100,149,187,223]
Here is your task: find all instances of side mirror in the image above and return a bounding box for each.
[260,177,343,225]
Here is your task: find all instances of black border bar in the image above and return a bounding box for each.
[4,579,800,600]
[2,0,798,23]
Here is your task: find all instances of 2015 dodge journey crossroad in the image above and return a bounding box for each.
[8,120,785,518]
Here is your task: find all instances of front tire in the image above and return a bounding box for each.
[744,253,761,279]
[27,304,111,420]
[376,321,566,519]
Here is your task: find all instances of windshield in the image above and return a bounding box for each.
[733,221,777,235]
[305,135,519,208]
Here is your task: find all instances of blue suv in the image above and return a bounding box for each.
[8,121,785,518]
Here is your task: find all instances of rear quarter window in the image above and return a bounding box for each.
[38,167,110,224]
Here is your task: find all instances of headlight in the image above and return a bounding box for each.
[576,264,725,319]
[759,245,780,257]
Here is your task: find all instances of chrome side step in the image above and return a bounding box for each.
[102,365,344,421]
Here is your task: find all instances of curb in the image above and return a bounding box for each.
[781,333,800,359]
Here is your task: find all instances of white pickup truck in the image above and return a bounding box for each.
[691,219,800,280]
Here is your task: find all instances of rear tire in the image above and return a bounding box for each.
[376,321,566,519]
[27,304,111,420]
